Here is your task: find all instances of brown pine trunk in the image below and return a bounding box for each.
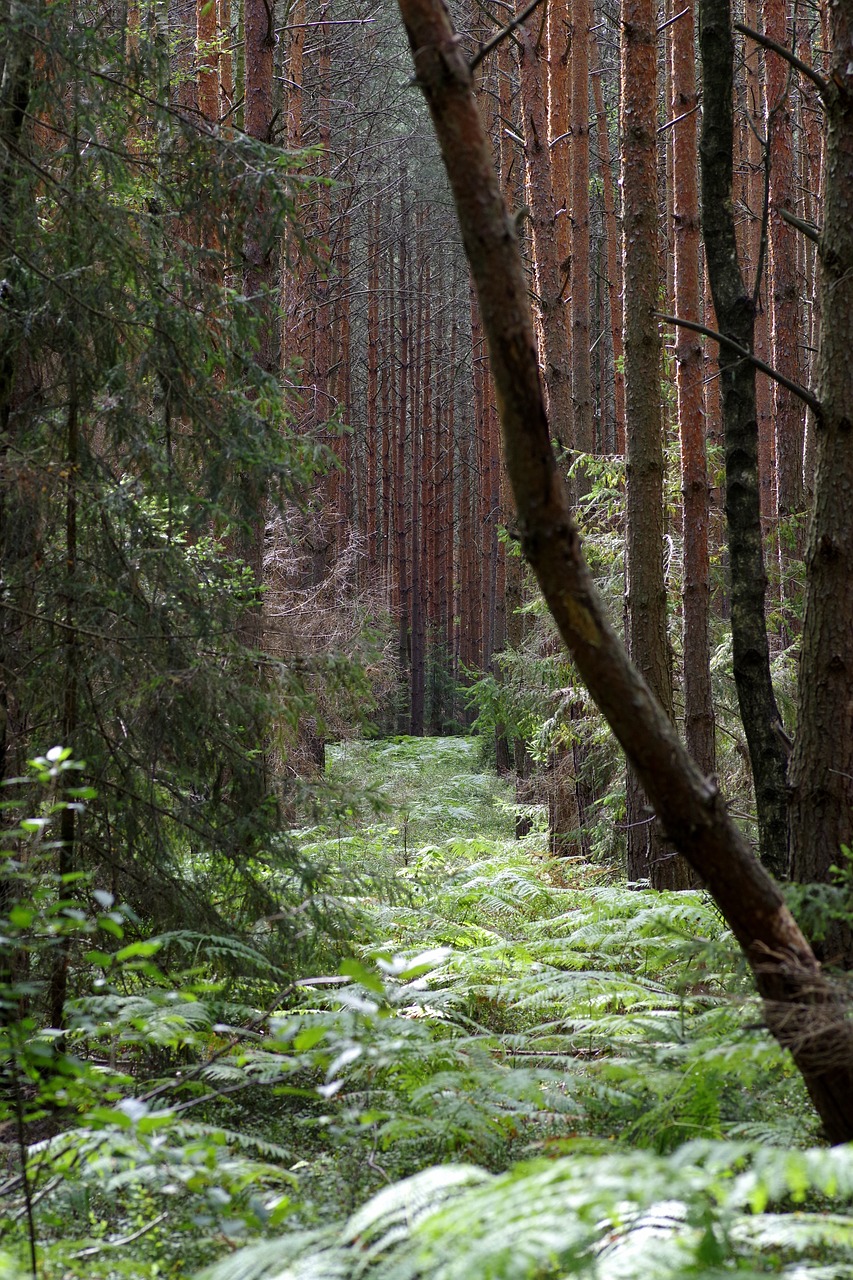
[672,0,715,782]
[740,0,774,532]
[765,0,805,625]
[197,0,219,125]
[366,198,380,581]
[622,0,681,887]
[518,18,573,454]
[591,33,625,453]
[570,0,594,462]
[240,0,277,651]
[396,202,411,727]
[548,0,572,318]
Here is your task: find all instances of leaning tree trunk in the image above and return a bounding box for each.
[699,0,789,878]
[395,0,853,1146]
[788,0,853,967]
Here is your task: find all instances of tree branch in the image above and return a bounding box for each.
[734,21,829,97]
[779,206,821,244]
[469,0,545,71]
[656,312,823,418]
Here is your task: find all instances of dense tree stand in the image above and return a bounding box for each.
[396,0,853,1145]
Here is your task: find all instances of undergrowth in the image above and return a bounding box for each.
[2,737,847,1280]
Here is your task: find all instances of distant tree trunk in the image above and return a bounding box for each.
[547,0,572,283]
[240,0,277,651]
[218,0,233,119]
[741,0,774,532]
[700,0,789,878]
[50,378,79,1031]
[788,0,853,965]
[671,0,715,782]
[764,0,805,623]
[396,196,411,728]
[570,0,593,465]
[410,221,426,735]
[621,0,682,888]
[396,0,853,1143]
[591,32,625,453]
[366,198,380,581]
[518,19,572,454]
[797,13,823,506]
[197,0,219,124]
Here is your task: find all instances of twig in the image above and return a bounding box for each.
[73,1213,169,1258]
[657,6,689,32]
[734,22,829,96]
[658,103,700,134]
[779,207,821,243]
[469,0,545,71]
[655,312,823,417]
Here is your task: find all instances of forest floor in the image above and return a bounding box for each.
[8,736,851,1280]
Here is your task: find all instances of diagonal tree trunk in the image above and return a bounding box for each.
[395,0,853,1146]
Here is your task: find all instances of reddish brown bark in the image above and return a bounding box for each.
[518,19,573,454]
[621,0,679,886]
[765,0,805,539]
[570,0,593,461]
[197,0,219,125]
[366,198,380,579]
[671,0,715,782]
[591,33,625,453]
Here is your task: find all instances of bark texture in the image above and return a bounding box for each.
[699,0,789,878]
[396,0,853,1145]
[621,0,680,887]
[672,0,715,781]
[788,0,853,966]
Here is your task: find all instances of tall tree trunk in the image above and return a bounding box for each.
[396,0,853,1142]
[591,32,625,453]
[518,19,573,454]
[788,0,853,966]
[621,0,681,887]
[570,0,594,464]
[699,0,789,878]
[671,0,715,781]
[765,0,805,627]
[240,0,277,651]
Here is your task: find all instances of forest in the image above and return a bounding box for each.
[3,0,853,1273]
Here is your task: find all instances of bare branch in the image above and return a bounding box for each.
[734,21,829,96]
[469,0,545,71]
[779,206,821,243]
[656,311,823,417]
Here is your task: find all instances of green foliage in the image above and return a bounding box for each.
[2,738,843,1279]
[0,0,366,968]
